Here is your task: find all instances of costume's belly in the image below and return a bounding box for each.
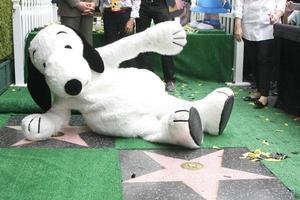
[76,68,188,136]
[83,109,146,137]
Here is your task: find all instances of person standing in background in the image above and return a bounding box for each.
[233,0,285,109]
[58,0,99,45]
[135,0,177,92]
[99,0,141,67]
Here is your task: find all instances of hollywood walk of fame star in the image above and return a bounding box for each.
[125,150,274,200]
[7,125,90,147]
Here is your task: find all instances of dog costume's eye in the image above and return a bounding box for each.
[65,45,72,49]
[32,49,37,57]
[43,63,46,68]
[57,31,67,35]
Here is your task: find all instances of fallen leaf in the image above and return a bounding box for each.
[241,149,288,162]
[275,129,284,133]
[293,117,300,121]
[262,140,269,146]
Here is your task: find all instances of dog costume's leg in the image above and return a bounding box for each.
[96,21,187,68]
[22,105,70,141]
[192,87,234,135]
[137,107,203,149]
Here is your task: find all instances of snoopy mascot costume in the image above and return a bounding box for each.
[22,21,234,149]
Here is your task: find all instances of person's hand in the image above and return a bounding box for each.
[77,2,90,12]
[234,18,243,42]
[269,13,279,24]
[270,11,283,24]
[286,1,294,13]
[175,0,185,10]
[86,2,96,10]
[125,18,135,34]
[79,2,95,16]
[285,1,294,19]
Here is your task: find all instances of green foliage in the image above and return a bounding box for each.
[0,0,13,61]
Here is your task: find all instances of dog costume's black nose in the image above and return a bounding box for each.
[64,79,82,96]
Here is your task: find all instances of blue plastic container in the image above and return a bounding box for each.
[191,0,229,14]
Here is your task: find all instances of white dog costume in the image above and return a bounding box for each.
[22,21,234,149]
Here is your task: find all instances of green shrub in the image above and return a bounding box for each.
[0,0,13,61]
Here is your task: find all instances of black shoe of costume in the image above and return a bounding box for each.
[219,95,234,135]
[254,100,268,109]
[188,107,203,146]
[243,96,259,102]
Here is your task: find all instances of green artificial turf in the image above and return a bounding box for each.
[0,77,299,199]
[0,87,41,113]
[0,148,122,200]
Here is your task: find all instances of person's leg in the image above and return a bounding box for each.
[80,15,94,45]
[153,6,176,91]
[255,39,274,107]
[118,9,132,39]
[243,38,261,100]
[60,16,81,31]
[118,9,137,68]
[103,10,119,45]
[243,38,256,83]
[135,5,154,70]
[136,5,152,33]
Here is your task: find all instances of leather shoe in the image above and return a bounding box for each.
[254,100,268,109]
[243,96,259,102]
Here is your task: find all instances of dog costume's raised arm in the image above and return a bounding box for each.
[96,21,187,68]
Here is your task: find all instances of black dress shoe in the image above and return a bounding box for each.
[243,96,259,102]
[254,100,268,109]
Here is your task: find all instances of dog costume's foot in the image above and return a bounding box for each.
[21,114,56,141]
[193,87,234,135]
[188,107,203,145]
[219,94,234,135]
[169,107,203,148]
[211,87,234,135]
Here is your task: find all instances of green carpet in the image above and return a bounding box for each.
[0,87,40,113]
[0,77,299,199]
[0,148,122,200]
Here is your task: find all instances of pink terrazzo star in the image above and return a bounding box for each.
[8,125,90,147]
[125,150,274,200]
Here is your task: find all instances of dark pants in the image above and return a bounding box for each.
[135,0,175,82]
[243,38,274,96]
[103,8,136,68]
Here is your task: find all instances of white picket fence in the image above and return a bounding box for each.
[12,0,58,86]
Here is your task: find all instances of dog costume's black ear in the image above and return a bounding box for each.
[27,55,52,112]
[70,27,104,73]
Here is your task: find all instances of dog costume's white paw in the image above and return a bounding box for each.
[21,114,56,141]
[168,107,203,149]
[146,21,187,55]
[194,87,234,135]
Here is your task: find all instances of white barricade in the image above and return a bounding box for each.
[12,0,58,86]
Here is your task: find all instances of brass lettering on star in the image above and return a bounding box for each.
[181,162,204,170]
